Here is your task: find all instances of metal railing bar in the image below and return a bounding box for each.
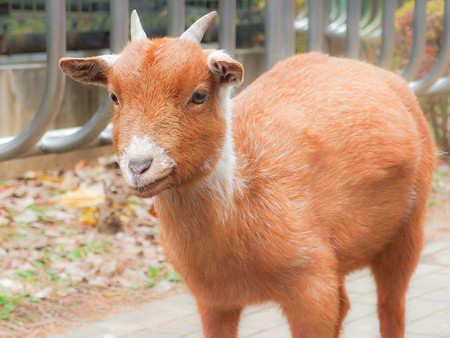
[38,0,129,154]
[219,0,236,55]
[359,0,373,29]
[110,0,129,53]
[327,0,347,36]
[0,49,112,65]
[294,5,309,32]
[360,0,382,37]
[168,0,185,37]
[328,0,339,25]
[425,76,450,95]
[280,0,296,59]
[0,0,66,162]
[377,0,395,69]
[410,0,450,95]
[401,0,427,81]
[308,0,326,51]
[0,124,113,159]
[346,0,361,58]
[264,0,282,70]
[34,97,112,154]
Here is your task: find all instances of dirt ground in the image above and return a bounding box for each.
[0,156,449,337]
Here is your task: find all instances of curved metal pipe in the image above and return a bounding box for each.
[294,6,309,33]
[328,0,339,25]
[401,0,427,81]
[425,76,450,95]
[346,0,361,58]
[377,0,395,69]
[359,0,374,29]
[280,0,296,59]
[410,0,450,95]
[265,0,282,69]
[0,124,114,159]
[360,0,382,37]
[168,0,185,37]
[308,0,326,51]
[327,0,347,36]
[35,96,113,154]
[219,0,236,55]
[0,0,66,161]
[40,0,129,154]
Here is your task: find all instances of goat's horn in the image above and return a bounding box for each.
[131,10,147,42]
[180,11,217,44]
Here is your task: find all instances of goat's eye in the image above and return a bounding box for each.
[110,93,119,104]
[190,91,207,104]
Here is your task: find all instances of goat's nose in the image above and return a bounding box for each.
[128,157,153,175]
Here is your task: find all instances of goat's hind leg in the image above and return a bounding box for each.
[197,304,242,338]
[370,208,425,338]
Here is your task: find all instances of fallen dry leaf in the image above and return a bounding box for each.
[73,159,89,171]
[57,186,105,208]
[79,207,98,226]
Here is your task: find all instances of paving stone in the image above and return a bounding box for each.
[409,273,450,291]
[404,333,439,338]
[421,240,450,257]
[416,285,450,303]
[406,298,450,323]
[343,302,377,323]
[346,268,371,282]
[421,248,450,266]
[136,313,202,337]
[239,306,287,331]
[182,332,204,338]
[345,274,377,295]
[341,314,380,338]
[245,324,291,338]
[412,262,446,277]
[407,286,431,300]
[349,290,378,305]
[48,239,450,338]
[406,307,450,337]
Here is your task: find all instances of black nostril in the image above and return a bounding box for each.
[128,157,153,175]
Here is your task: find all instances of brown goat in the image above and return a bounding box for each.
[59,11,434,337]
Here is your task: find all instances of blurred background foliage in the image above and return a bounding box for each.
[0,0,448,156]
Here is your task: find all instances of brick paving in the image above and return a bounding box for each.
[49,236,450,338]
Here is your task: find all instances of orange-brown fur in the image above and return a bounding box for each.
[60,37,434,338]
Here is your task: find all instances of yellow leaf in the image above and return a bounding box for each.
[57,186,105,208]
[119,214,130,223]
[36,173,63,183]
[79,207,98,226]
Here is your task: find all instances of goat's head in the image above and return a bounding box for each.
[59,11,244,197]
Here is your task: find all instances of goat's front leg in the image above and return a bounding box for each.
[197,304,243,338]
[281,273,341,338]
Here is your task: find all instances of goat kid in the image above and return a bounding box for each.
[59,11,434,338]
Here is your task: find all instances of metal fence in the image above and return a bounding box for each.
[0,0,449,162]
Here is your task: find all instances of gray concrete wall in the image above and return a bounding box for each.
[0,48,265,179]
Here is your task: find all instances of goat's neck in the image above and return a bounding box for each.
[156,90,240,233]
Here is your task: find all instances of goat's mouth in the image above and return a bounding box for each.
[130,172,172,198]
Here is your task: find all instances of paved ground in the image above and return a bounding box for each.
[49,236,450,338]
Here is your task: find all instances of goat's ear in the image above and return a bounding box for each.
[59,55,119,86]
[207,51,244,86]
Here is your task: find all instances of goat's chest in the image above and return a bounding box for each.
[160,217,306,304]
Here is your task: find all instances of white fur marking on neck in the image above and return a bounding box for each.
[195,87,237,200]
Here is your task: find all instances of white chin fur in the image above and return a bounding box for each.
[120,135,176,188]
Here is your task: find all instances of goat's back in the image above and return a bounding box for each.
[232,52,434,271]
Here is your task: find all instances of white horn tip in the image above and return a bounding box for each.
[131,9,147,42]
[179,11,218,44]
